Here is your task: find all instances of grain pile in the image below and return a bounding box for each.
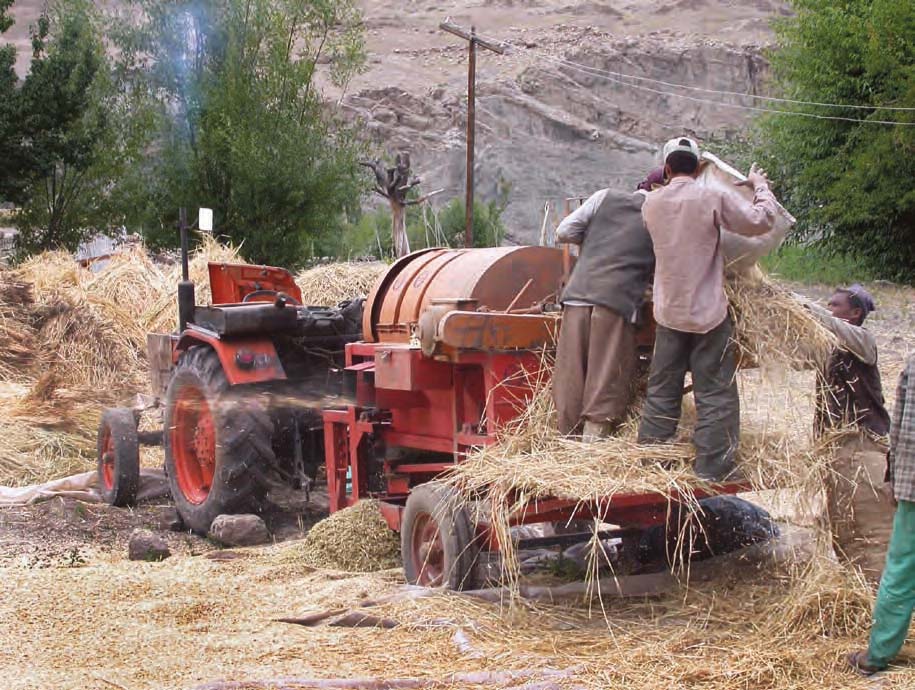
[0,238,244,486]
[280,500,401,572]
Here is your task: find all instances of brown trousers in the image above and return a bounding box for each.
[553,305,637,435]
[826,433,893,586]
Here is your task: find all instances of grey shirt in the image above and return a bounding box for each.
[557,189,655,320]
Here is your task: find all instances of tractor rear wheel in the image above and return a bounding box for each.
[401,483,478,590]
[96,408,140,507]
[164,346,275,534]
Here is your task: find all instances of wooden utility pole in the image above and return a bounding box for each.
[362,153,443,258]
[440,19,506,248]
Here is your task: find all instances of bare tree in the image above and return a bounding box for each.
[361,153,442,258]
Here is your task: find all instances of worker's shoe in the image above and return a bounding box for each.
[847,650,884,677]
[694,455,743,483]
[581,420,614,443]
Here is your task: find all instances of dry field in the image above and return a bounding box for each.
[0,253,911,689]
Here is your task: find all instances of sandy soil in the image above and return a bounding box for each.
[0,280,911,690]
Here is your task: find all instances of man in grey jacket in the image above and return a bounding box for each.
[797,285,891,584]
[553,185,655,440]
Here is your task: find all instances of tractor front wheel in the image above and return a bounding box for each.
[96,408,140,507]
[401,483,478,590]
[164,346,275,534]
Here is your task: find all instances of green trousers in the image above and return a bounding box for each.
[868,499,915,669]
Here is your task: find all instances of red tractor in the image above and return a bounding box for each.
[98,240,746,586]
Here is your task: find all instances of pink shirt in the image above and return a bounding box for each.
[642,176,778,334]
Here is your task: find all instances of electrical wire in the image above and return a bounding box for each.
[469,29,915,126]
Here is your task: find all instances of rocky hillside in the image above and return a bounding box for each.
[5,0,789,243]
[344,0,789,243]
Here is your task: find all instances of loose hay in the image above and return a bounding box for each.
[296,261,387,305]
[443,367,840,596]
[283,500,402,572]
[728,265,837,370]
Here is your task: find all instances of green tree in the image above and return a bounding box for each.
[13,4,114,252]
[116,0,368,266]
[0,0,26,204]
[757,0,915,281]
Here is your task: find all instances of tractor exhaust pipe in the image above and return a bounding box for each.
[178,207,195,332]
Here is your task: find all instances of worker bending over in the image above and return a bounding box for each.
[553,184,655,441]
[799,285,891,584]
[637,137,779,480]
[849,353,915,676]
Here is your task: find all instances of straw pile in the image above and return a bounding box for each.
[281,500,402,572]
[0,240,394,486]
[727,265,837,370]
[295,261,387,305]
[0,237,245,486]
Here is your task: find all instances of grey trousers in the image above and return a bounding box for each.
[553,305,638,435]
[637,316,739,478]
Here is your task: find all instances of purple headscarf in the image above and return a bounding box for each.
[637,167,665,192]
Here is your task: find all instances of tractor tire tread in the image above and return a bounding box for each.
[164,346,275,534]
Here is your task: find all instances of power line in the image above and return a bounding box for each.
[470,29,915,126]
[527,45,915,112]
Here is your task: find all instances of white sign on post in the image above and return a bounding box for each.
[198,208,214,233]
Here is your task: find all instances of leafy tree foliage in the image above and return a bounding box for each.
[0,1,134,254]
[116,0,368,266]
[758,0,915,281]
[331,197,507,260]
[0,0,27,204]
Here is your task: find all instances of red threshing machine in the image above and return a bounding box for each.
[97,241,745,588]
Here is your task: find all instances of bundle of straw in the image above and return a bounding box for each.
[0,383,95,486]
[441,375,836,594]
[0,279,37,381]
[295,262,387,306]
[727,265,837,370]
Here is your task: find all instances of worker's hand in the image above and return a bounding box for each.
[735,163,770,189]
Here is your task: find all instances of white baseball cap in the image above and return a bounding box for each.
[662,136,700,164]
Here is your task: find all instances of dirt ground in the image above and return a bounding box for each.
[0,282,912,690]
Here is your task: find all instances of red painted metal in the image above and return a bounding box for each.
[207,262,303,305]
[170,384,216,505]
[100,424,115,490]
[363,247,567,343]
[175,332,287,385]
[411,513,445,586]
[323,247,742,571]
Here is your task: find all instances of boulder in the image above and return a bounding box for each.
[209,514,271,547]
[128,528,171,562]
[157,507,185,532]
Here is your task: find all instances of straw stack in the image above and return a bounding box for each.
[295,262,387,305]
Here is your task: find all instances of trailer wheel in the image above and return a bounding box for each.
[401,483,478,590]
[97,408,140,507]
[164,346,275,534]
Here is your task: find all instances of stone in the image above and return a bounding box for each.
[128,529,171,562]
[209,514,271,547]
[157,507,185,532]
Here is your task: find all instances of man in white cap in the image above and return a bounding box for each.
[637,136,780,480]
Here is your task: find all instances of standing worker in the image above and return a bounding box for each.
[637,137,779,480]
[848,353,915,676]
[797,285,891,584]
[553,180,656,441]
